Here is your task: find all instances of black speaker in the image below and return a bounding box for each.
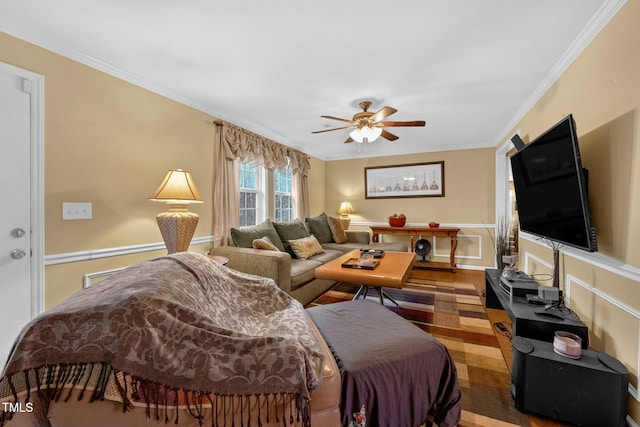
[414,238,431,263]
[511,336,628,426]
[511,133,526,151]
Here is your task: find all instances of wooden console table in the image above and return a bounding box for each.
[370,225,460,271]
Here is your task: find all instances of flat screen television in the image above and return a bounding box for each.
[510,114,597,253]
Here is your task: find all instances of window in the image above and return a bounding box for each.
[274,165,293,222]
[239,162,266,227]
[239,161,293,226]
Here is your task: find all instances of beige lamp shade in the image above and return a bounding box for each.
[337,201,354,229]
[337,201,354,217]
[149,169,204,254]
[149,169,204,206]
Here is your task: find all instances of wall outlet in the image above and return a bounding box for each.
[62,202,92,220]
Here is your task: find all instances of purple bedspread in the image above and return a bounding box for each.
[307,300,461,427]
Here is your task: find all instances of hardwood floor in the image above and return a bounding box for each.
[412,267,571,427]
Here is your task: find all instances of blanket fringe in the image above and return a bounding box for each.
[0,364,312,427]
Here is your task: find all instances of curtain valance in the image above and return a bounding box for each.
[222,121,310,176]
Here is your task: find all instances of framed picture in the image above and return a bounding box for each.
[364,161,445,199]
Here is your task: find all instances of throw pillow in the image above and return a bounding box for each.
[252,236,280,251]
[273,220,311,257]
[288,235,325,259]
[304,213,333,244]
[327,216,348,244]
[230,219,286,252]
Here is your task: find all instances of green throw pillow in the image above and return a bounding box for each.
[273,221,311,257]
[305,213,333,244]
[230,219,285,252]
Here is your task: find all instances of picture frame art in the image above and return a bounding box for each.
[364,161,445,199]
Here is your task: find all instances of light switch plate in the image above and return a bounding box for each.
[62,202,92,220]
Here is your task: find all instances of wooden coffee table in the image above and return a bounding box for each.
[315,249,415,306]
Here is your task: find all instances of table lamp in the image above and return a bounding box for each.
[337,201,354,229]
[149,169,204,253]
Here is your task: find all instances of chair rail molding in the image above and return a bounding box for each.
[45,235,214,266]
[520,232,640,283]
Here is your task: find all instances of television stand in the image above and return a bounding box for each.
[484,269,589,348]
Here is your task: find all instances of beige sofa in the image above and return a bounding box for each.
[211,214,408,305]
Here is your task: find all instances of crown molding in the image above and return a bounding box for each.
[1,0,628,162]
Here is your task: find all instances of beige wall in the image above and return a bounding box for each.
[0,32,327,308]
[0,32,218,306]
[503,1,640,421]
[323,148,497,268]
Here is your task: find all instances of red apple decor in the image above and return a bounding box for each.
[388,213,406,227]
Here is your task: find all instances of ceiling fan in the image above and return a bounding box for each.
[311,101,426,144]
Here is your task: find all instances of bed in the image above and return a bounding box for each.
[0,252,341,427]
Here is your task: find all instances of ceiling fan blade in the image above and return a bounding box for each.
[380,120,426,127]
[370,106,397,122]
[311,125,353,134]
[344,136,354,144]
[381,129,399,141]
[321,115,354,124]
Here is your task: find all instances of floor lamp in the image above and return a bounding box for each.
[149,169,204,254]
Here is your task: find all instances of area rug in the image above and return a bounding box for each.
[307,277,532,427]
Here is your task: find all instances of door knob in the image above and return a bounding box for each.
[10,249,27,260]
[11,228,26,238]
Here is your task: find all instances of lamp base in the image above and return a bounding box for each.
[339,214,351,230]
[156,211,199,254]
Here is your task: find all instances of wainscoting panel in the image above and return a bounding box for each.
[83,267,126,288]
[352,222,493,269]
[522,252,555,286]
[565,274,640,403]
[434,233,482,260]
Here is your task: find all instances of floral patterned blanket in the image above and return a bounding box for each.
[0,252,324,426]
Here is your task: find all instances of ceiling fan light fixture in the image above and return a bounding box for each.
[349,128,363,143]
[312,101,425,145]
[350,125,382,143]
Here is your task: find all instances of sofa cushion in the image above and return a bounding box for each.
[251,236,280,251]
[230,219,285,252]
[307,248,344,264]
[327,216,348,244]
[273,220,311,256]
[289,235,325,259]
[305,213,333,244]
[290,258,323,290]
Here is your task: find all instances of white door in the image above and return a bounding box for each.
[0,65,40,371]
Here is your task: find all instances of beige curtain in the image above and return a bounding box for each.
[213,121,311,245]
[213,125,240,246]
[288,149,311,219]
[292,173,310,219]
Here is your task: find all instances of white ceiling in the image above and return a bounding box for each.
[0,0,623,161]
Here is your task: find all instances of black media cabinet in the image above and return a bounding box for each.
[484,269,589,348]
[511,336,628,426]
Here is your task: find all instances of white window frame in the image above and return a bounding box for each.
[274,165,293,222]
[239,162,266,227]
